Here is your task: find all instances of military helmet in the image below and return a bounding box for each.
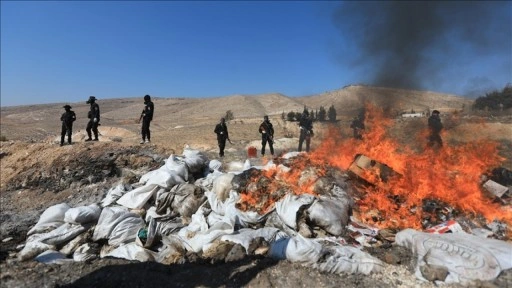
[144,95,151,102]
[264,115,269,120]
[432,110,440,115]
[86,96,96,104]
[63,105,72,110]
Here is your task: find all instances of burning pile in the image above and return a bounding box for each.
[234,103,512,234]
[15,103,512,285]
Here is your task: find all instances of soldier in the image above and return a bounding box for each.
[214,118,231,157]
[298,112,313,152]
[259,115,274,156]
[350,116,365,140]
[85,96,100,142]
[60,105,76,146]
[138,95,154,144]
[427,110,443,147]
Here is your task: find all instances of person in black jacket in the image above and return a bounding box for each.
[214,118,231,157]
[350,116,365,140]
[259,115,274,156]
[60,105,76,146]
[138,95,154,144]
[85,96,100,141]
[298,112,313,152]
[427,110,443,147]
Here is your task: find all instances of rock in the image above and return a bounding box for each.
[383,252,400,265]
[420,264,449,282]
[225,244,246,262]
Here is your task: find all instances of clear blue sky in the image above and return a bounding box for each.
[1,1,511,107]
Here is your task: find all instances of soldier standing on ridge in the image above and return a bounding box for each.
[60,105,76,146]
[138,94,154,144]
[85,96,100,142]
[298,111,313,152]
[214,118,231,157]
[259,115,274,156]
[427,110,443,148]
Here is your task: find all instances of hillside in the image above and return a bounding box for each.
[0,85,473,144]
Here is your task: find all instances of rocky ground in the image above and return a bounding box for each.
[1,113,511,288]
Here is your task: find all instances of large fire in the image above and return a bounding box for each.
[238,103,512,230]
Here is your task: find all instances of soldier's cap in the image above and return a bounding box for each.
[63,105,72,109]
[264,115,269,119]
[432,110,440,114]
[88,96,96,101]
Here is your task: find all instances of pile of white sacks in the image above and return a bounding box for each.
[18,148,512,285]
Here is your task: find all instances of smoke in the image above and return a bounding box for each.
[333,1,512,95]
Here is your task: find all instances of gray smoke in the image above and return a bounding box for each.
[333,1,512,95]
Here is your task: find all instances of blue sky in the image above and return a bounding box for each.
[1,1,511,107]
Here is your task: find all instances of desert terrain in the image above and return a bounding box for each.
[1,85,511,288]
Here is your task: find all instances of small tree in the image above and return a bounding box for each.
[295,112,303,121]
[303,106,309,116]
[287,111,296,121]
[224,110,234,121]
[328,105,337,122]
[318,106,326,121]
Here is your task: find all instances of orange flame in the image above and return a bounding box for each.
[311,103,511,229]
[237,102,511,230]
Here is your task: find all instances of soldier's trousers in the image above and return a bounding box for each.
[61,123,72,144]
[86,120,99,140]
[298,130,311,152]
[141,118,151,141]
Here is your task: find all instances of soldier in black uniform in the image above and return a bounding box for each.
[138,95,154,144]
[85,96,100,142]
[214,118,231,157]
[298,112,313,152]
[259,115,274,156]
[350,116,365,140]
[427,110,443,147]
[60,105,76,146]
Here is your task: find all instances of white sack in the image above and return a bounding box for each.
[396,228,512,284]
[212,173,235,202]
[64,204,101,224]
[195,169,223,190]
[275,194,316,230]
[27,223,90,246]
[101,183,127,207]
[59,231,90,256]
[92,206,132,241]
[220,227,286,252]
[209,159,222,171]
[18,241,56,261]
[306,196,351,236]
[28,203,71,236]
[269,235,323,263]
[108,214,145,247]
[177,207,234,253]
[116,184,159,209]
[105,242,157,262]
[223,191,271,227]
[183,149,209,173]
[312,245,384,275]
[73,243,98,262]
[35,250,72,264]
[139,155,189,188]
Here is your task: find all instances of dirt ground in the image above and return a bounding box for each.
[1,112,511,288]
